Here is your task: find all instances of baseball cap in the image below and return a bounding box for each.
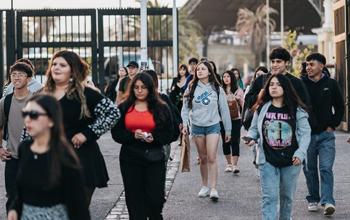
[127,61,139,68]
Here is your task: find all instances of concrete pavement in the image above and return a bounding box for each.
[163,131,350,220]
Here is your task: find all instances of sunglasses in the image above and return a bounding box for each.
[22,110,48,120]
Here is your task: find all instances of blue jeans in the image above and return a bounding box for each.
[259,162,301,220]
[303,131,335,205]
[191,123,221,137]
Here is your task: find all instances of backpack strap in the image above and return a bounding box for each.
[3,93,14,141]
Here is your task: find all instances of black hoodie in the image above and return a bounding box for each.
[302,75,344,134]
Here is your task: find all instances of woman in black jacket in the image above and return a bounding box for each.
[111,73,173,220]
[8,94,90,220]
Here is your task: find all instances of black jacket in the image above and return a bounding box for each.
[302,75,344,133]
[111,101,174,158]
[245,73,310,109]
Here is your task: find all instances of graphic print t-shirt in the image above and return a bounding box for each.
[262,105,298,167]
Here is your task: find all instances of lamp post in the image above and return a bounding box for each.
[172,0,178,77]
[280,0,284,46]
[140,0,148,70]
[266,0,270,69]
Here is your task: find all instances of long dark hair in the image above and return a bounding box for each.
[222,70,238,94]
[177,64,190,79]
[231,68,242,80]
[253,74,307,117]
[124,73,169,125]
[186,61,221,109]
[26,94,79,188]
[44,50,90,119]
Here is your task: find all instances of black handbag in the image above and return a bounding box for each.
[242,108,255,130]
[144,148,165,162]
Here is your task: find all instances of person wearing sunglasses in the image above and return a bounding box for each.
[0,62,33,214]
[41,50,120,206]
[7,94,90,220]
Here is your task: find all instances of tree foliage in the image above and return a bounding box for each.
[235,4,278,66]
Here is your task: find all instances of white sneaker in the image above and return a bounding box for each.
[224,164,232,172]
[209,188,219,202]
[198,186,210,198]
[324,203,335,216]
[232,165,240,174]
[308,202,318,212]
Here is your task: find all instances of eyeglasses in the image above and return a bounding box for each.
[10,72,27,78]
[22,110,48,120]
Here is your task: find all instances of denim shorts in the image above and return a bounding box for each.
[191,123,221,137]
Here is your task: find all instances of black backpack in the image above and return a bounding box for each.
[3,93,14,141]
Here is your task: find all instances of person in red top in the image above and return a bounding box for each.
[111,73,174,220]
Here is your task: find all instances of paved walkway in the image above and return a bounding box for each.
[163,131,350,220]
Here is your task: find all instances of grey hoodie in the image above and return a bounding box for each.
[181,81,232,135]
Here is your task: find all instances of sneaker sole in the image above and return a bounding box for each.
[198,194,209,198]
[308,208,318,212]
[324,207,335,216]
[210,196,218,202]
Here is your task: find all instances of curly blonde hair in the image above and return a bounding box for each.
[44,50,91,118]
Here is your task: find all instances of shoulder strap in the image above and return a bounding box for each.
[3,93,14,141]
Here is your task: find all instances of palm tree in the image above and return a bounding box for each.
[235,4,278,66]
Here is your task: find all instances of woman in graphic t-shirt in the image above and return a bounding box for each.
[244,74,311,219]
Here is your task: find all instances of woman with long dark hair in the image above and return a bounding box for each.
[231,68,244,90]
[104,67,128,103]
[42,50,120,206]
[111,73,173,219]
[181,61,231,201]
[220,70,244,173]
[169,64,190,112]
[7,94,90,220]
[244,74,311,219]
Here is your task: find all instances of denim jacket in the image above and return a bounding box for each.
[247,101,311,165]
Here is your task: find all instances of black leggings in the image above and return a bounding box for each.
[220,119,241,156]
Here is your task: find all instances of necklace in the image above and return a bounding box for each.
[33,154,38,160]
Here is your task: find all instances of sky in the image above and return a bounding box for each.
[0,0,188,9]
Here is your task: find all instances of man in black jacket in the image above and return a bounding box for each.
[302,53,344,216]
[244,47,310,127]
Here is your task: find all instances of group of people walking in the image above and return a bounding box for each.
[170,47,344,219]
[0,46,345,220]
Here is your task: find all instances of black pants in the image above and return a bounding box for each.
[120,146,166,220]
[5,158,19,213]
[220,119,241,156]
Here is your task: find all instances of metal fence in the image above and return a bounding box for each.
[1,8,177,94]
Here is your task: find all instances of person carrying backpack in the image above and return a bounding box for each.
[181,61,231,202]
[0,62,33,213]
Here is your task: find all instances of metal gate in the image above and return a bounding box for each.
[1,8,176,94]
[16,9,98,84]
[98,8,174,91]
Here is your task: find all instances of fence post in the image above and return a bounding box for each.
[91,10,100,89]
[6,10,16,79]
[0,11,4,97]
